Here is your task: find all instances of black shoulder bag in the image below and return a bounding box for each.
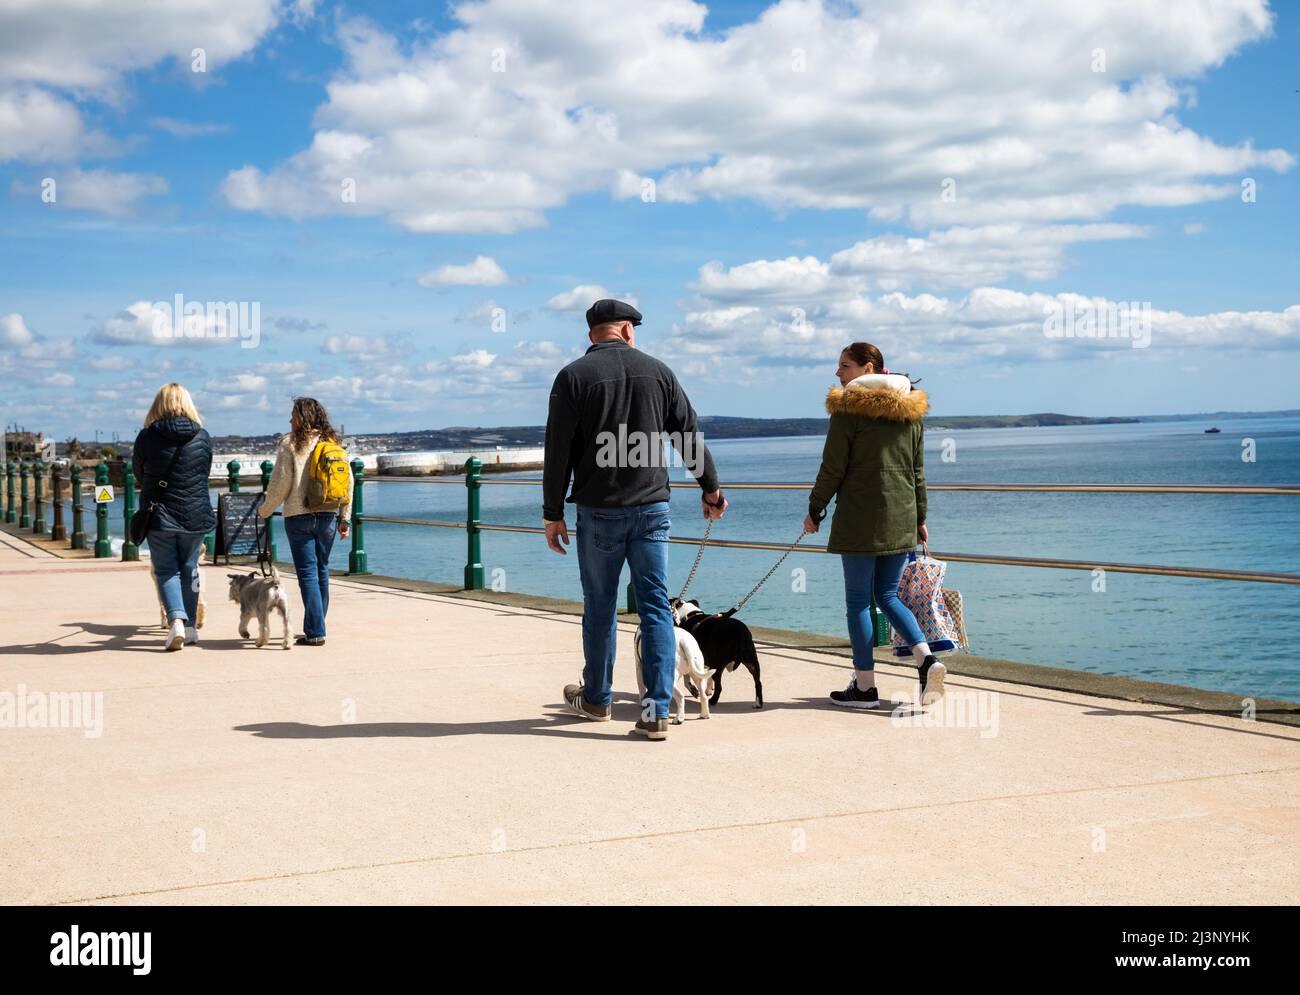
[129,440,187,546]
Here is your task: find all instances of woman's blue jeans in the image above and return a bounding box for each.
[148,530,205,624]
[285,512,337,639]
[841,552,927,670]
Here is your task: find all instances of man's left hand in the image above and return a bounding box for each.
[702,490,728,520]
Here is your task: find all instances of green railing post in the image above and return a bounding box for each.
[50,464,67,541]
[32,460,47,534]
[626,582,638,614]
[227,459,241,494]
[464,457,484,590]
[347,458,369,575]
[260,459,278,562]
[70,463,86,549]
[4,460,14,523]
[121,463,139,561]
[19,460,31,528]
[871,597,892,647]
[93,462,111,558]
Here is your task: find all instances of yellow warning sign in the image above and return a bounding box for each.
[94,486,115,503]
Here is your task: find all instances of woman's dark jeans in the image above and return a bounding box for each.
[284,512,337,639]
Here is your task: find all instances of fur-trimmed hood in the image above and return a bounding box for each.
[825,382,929,422]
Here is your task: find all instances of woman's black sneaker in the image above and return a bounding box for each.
[830,678,880,709]
[919,655,947,704]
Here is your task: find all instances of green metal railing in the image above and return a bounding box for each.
[3,459,1298,599]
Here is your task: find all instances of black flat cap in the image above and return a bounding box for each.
[585,298,642,329]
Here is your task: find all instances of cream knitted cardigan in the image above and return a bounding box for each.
[257,432,353,523]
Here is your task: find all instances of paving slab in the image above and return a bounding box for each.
[1,545,1297,905]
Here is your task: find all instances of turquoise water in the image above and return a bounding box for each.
[75,416,1300,702]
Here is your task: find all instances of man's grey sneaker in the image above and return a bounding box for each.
[633,716,668,740]
[563,683,611,722]
[830,676,880,709]
[919,656,947,704]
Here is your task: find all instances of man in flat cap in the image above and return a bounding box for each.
[543,299,727,740]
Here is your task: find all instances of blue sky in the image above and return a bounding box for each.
[2,0,1297,441]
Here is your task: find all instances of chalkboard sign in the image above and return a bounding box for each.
[214,492,266,562]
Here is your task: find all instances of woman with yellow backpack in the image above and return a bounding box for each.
[259,397,353,646]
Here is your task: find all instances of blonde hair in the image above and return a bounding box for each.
[144,383,203,428]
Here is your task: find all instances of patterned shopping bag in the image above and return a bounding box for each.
[891,544,964,657]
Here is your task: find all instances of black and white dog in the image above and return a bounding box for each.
[671,599,762,708]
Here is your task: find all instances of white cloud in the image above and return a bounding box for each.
[206,373,268,392]
[12,167,168,217]
[545,286,640,314]
[88,300,235,346]
[43,372,75,387]
[696,256,832,301]
[418,255,510,287]
[827,224,1149,291]
[322,334,403,361]
[1,313,36,348]
[450,349,495,368]
[21,338,78,362]
[89,301,169,345]
[0,1,313,162]
[0,0,309,91]
[0,86,107,162]
[219,0,1291,234]
[661,283,1300,376]
[1183,222,1206,235]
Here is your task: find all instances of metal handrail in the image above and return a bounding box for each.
[8,458,1295,583]
[357,516,1300,586]
[356,476,1300,496]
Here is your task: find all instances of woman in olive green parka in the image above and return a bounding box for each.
[804,342,946,708]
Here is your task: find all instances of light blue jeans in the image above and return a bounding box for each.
[575,502,675,719]
[841,552,927,670]
[148,530,205,624]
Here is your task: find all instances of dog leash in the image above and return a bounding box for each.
[255,503,274,578]
[674,516,713,602]
[720,528,809,618]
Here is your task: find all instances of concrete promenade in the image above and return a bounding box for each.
[2,525,1299,905]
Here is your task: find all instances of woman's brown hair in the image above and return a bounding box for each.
[289,397,339,453]
[842,342,920,386]
[843,342,885,372]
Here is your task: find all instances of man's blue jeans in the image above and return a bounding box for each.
[148,530,205,624]
[284,512,337,639]
[841,552,927,670]
[576,502,676,719]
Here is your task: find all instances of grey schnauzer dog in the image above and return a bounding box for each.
[227,567,292,650]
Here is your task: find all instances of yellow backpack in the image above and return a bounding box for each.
[306,438,350,510]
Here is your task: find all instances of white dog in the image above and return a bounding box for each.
[634,625,711,723]
[226,567,292,650]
